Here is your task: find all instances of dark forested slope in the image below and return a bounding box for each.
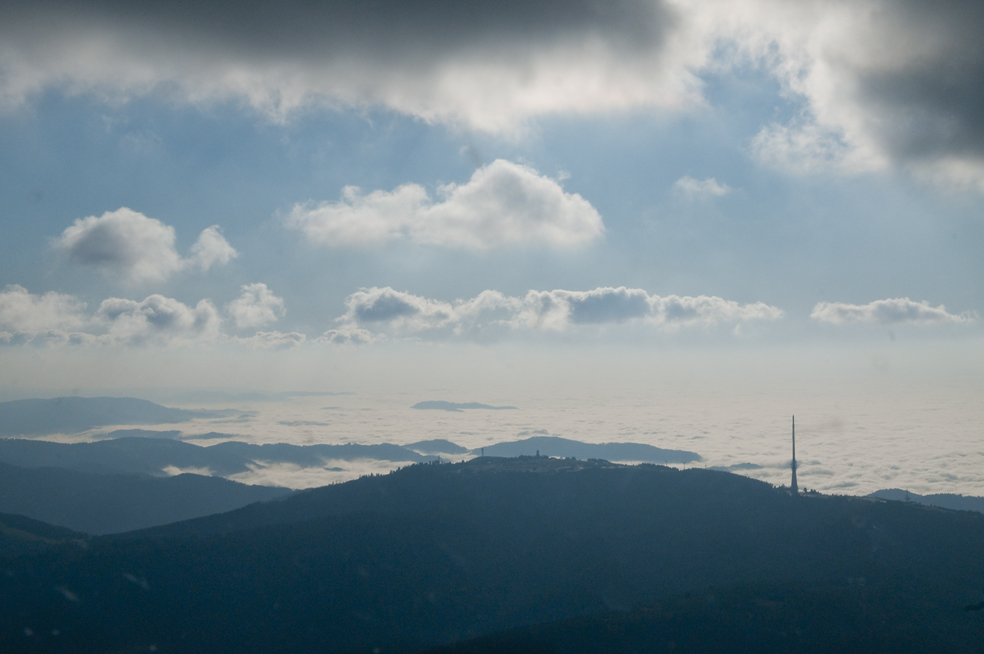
[423,581,958,654]
[0,513,83,559]
[3,457,984,653]
[0,461,292,534]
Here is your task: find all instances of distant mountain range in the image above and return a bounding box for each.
[0,396,701,466]
[406,439,471,455]
[152,389,353,404]
[0,435,437,532]
[407,436,701,463]
[0,396,241,437]
[3,458,984,653]
[0,437,436,476]
[93,428,182,439]
[412,401,518,411]
[868,488,984,514]
[472,435,700,464]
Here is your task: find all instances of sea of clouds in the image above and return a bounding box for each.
[85,368,980,496]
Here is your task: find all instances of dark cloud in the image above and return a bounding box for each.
[14,0,672,57]
[860,63,984,161]
[843,0,984,165]
[0,0,689,132]
[7,0,984,186]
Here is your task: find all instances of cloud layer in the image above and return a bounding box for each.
[327,286,784,341]
[0,0,693,134]
[53,208,237,285]
[4,285,976,347]
[811,298,975,325]
[0,284,289,347]
[286,160,605,249]
[3,283,781,347]
[2,1,982,188]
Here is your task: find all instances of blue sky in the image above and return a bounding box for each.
[0,0,982,395]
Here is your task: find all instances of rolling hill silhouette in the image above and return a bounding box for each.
[406,439,471,455]
[412,401,518,411]
[0,437,434,476]
[0,396,239,437]
[473,435,699,464]
[870,488,984,514]
[0,513,83,558]
[4,458,984,653]
[0,461,291,534]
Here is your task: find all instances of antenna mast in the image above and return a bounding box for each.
[790,415,798,494]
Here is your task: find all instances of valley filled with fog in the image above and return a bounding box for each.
[151,378,984,495]
[5,356,978,497]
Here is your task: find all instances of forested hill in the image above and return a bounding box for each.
[0,461,292,535]
[120,455,636,539]
[4,458,984,653]
[0,513,83,559]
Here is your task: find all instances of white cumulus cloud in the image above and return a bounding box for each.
[96,295,223,344]
[53,208,237,285]
[651,294,783,326]
[54,208,184,285]
[327,286,783,342]
[0,284,90,333]
[286,160,605,249]
[226,283,286,330]
[316,327,379,346]
[189,225,238,271]
[0,285,313,347]
[811,298,975,325]
[338,287,455,333]
[674,176,731,196]
[0,286,226,346]
[513,288,783,330]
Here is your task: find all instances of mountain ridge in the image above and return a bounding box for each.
[0,396,239,437]
[5,458,984,652]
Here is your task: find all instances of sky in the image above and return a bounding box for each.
[0,0,982,490]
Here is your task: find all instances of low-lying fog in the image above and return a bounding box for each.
[3,340,981,495]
